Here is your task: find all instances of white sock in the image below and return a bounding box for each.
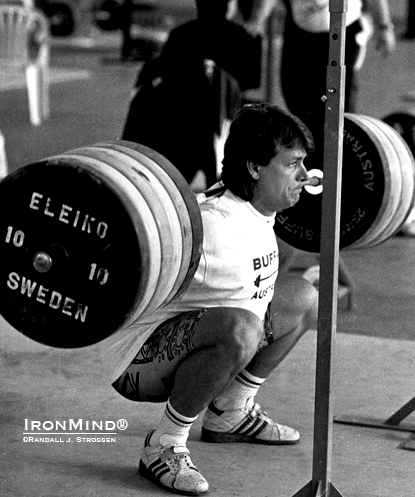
[150,399,197,447]
[214,369,265,410]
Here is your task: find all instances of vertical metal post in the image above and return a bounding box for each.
[291,1,347,496]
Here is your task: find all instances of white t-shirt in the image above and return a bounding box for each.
[102,187,279,382]
[291,0,362,32]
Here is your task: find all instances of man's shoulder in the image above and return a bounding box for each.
[198,188,245,214]
[199,191,268,242]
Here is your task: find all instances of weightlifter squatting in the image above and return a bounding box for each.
[105,103,319,495]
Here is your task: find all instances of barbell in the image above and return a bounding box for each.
[0,114,413,348]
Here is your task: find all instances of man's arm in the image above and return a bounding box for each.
[364,0,396,56]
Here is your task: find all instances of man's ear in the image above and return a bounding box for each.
[247,161,260,180]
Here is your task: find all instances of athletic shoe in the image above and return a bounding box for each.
[201,398,300,445]
[138,430,209,496]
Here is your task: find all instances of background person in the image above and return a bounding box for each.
[121,0,262,188]
[233,0,395,151]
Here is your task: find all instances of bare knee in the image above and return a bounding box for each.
[301,281,319,329]
[270,275,318,336]
[294,277,319,325]
[195,307,263,368]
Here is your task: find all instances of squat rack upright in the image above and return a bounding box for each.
[266,1,349,495]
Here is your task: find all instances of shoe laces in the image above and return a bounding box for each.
[249,402,271,423]
[162,445,194,474]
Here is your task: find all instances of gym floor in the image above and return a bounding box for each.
[1,5,415,496]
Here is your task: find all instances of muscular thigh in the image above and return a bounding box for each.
[112,306,265,402]
[112,309,209,402]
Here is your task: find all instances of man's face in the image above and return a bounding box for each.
[250,146,309,216]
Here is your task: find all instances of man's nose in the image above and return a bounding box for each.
[297,163,309,182]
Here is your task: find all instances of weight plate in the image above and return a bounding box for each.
[362,116,415,247]
[124,142,204,289]
[112,141,203,295]
[0,159,142,348]
[94,142,194,309]
[74,145,183,314]
[61,152,162,322]
[274,114,386,252]
[345,114,400,249]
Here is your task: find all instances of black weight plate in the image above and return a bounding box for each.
[273,115,386,252]
[117,141,204,297]
[383,112,415,158]
[0,160,141,348]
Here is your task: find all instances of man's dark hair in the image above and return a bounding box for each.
[221,103,314,201]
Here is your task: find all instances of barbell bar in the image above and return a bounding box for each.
[0,113,413,348]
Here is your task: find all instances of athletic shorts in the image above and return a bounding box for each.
[112,305,274,402]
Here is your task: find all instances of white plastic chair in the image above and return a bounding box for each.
[0,3,50,125]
